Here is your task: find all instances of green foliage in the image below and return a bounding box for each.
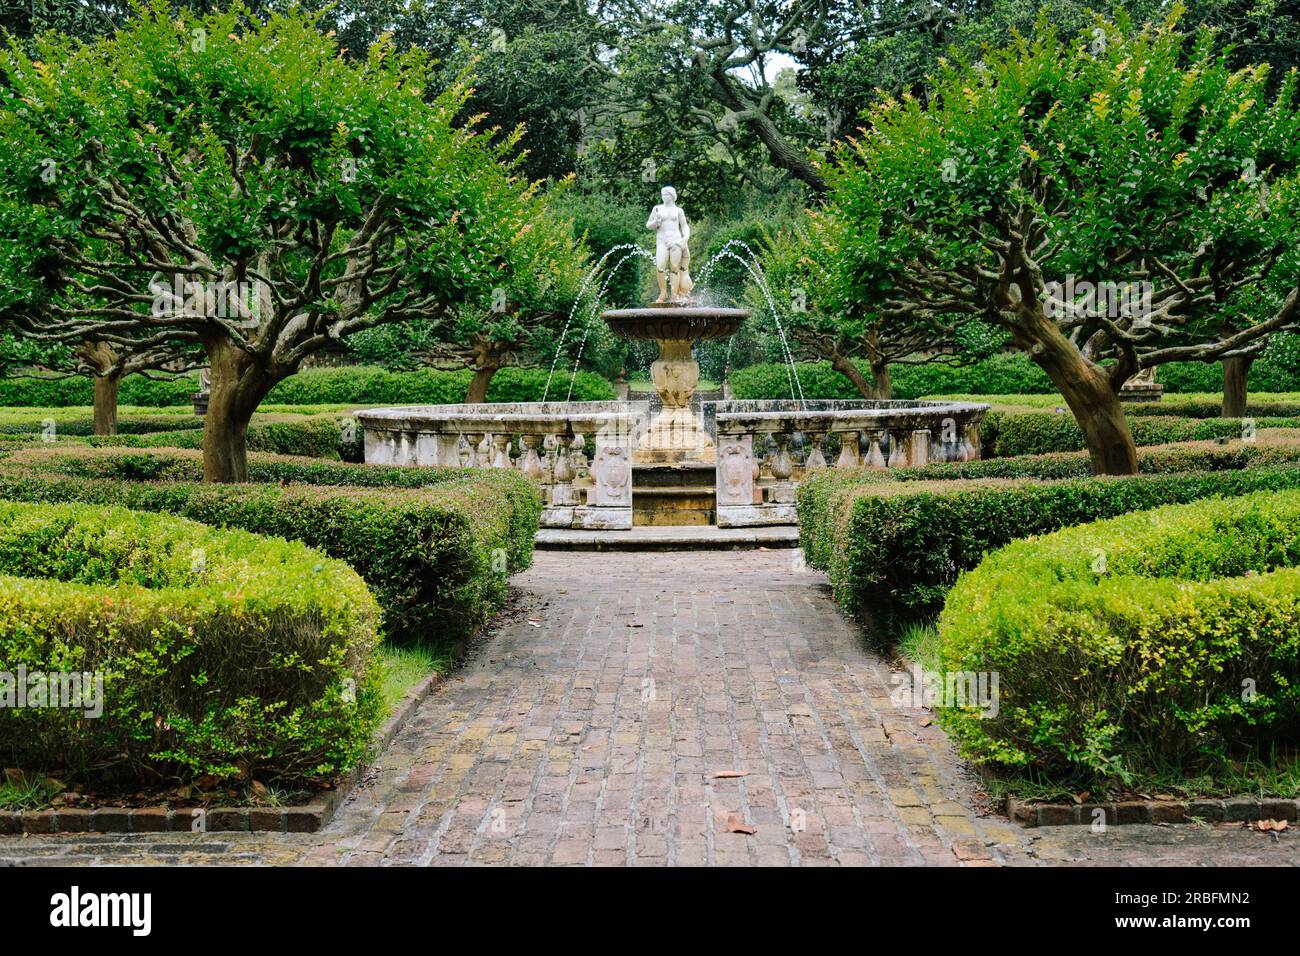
[0,445,543,648]
[0,365,614,408]
[797,461,1300,628]
[988,412,1300,457]
[262,365,613,405]
[899,435,1300,481]
[936,491,1300,783]
[86,415,350,460]
[729,353,1057,399]
[0,374,199,407]
[0,408,201,436]
[0,499,382,788]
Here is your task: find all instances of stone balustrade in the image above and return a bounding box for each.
[709,399,989,527]
[354,402,651,530]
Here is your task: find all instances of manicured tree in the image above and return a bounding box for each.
[0,3,586,480]
[819,12,1300,473]
[757,214,997,399]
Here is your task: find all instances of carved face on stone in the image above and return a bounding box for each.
[660,186,677,206]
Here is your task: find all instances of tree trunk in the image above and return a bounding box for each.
[92,372,121,436]
[869,361,892,400]
[202,339,278,483]
[1012,312,1138,475]
[465,364,499,404]
[829,353,877,399]
[1221,355,1255,418]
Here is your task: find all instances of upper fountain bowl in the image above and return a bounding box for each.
[602,304,750,342]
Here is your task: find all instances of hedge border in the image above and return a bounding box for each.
[796,463,1300,627]
[0,446,542,647]
[0,668,440,834]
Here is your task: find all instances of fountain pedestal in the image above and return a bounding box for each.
[602,305,749,465]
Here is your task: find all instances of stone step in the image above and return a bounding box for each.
[535,525,800,551]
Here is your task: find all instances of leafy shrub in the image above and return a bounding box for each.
[796,464,1300,628]
[0,410,203,436]
[0,365,614,407]
[263,365,613,405]
[936,491,1300,783]
[87,415,349,459]
[1126,398,1300,418]
[730,353,1057,400]
[895,435,1300,481]
[0,446,542,647]
[0,500,381,787]
[0,374,199,407]
[988,412,1300,457]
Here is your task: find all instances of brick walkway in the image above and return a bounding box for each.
[2,550,1297,866]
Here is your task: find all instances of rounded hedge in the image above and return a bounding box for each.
[936,490,1300,784]
[0,500,382,787]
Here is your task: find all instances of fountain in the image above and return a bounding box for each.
[353,187,990,536]
[602,304,746,463]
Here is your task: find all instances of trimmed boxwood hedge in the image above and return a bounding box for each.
[0,409,203,436]
[984,411,1300,457]
[0,500,382,787]
[0,365,616,407]
[729,354,1299,400]
[0,447,542,648]
[903,435,1300,481]
[796,464,1300,628]
[936,491,1300,783]
[85,414,353,460]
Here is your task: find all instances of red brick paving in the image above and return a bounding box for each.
[2,550,1297,866]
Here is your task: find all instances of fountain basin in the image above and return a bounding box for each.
[602,306,749,342]
[601,305,750,464]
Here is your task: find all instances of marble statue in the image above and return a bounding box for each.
[647,186,694,303]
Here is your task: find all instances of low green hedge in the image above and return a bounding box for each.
[936,491,1300,783]
[0,374,198,407]
[0,409,203,436]
[0,365,615,408]
[1126,399,1300,419]
[797,464,1300,628]
[0,447,542,647]
[730,353,1300,400]
[730,353,1057,401]
[985,412,1300,457]
[262,365,614,405]
[894,435,1300,481]
[0,500,382,787]
[86,415,353,460]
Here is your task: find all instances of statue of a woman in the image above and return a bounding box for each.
[647,186,694,303]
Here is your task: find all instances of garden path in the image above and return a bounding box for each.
[2,551,1296,866]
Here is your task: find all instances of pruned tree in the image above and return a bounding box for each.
[757,212,998,397]
[0,2,587,480]
[816,12,1300,474]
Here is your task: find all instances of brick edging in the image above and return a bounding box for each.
[0,672,440,837]
[1008,795,1300,827]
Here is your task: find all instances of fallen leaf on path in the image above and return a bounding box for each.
[712,770,749,779]
[1253,819,1289,832]
[725,812,756,835]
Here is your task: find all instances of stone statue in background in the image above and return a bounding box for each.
[647,186,694,303]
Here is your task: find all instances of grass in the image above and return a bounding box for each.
[376,644,448,716]
[0,774,61,811]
